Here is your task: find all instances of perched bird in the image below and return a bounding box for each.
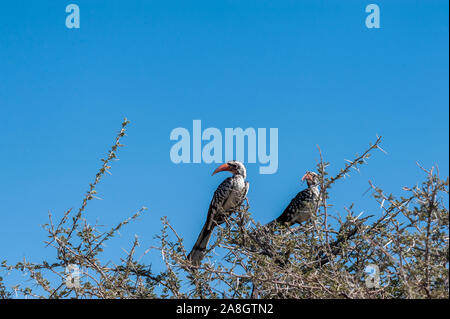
[267,171,320,229]
[188,161,249,266]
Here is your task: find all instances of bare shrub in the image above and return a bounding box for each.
[1,121,448,299]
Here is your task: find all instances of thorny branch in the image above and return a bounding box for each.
[0,128,448,299]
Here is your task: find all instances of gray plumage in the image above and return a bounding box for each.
[266,171,320,229]
[188,161,249,266]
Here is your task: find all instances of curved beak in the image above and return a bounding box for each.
[301,172,311,182]
[212,163,231,176]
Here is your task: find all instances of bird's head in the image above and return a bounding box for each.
[212,160,246,178]
[301,171,319,187]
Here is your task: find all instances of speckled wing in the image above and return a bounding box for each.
[241,181,249,203]
[274,188,315,226]
[205,177,235,229]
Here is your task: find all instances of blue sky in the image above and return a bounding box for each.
[0,1,448,290]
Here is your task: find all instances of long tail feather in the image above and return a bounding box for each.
[188,222,214,266]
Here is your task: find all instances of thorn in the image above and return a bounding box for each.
[376,145,388,154]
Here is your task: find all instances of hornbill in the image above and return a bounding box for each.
[267,171,320,229]
[188,161,249,266]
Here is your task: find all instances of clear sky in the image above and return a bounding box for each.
[0,1,448,289]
